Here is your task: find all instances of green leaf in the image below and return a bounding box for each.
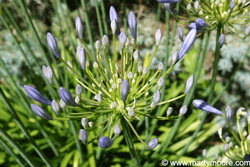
[60,150,75,167]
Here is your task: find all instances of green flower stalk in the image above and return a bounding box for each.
[24,6,195,151]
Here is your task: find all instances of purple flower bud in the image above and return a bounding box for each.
[121,80,130,102]
[148,138,158,150]
[98,136,113,148]
[153,90,161,104]
[178,28,197,60]
[230,0,235,12]
[24,85,52,105]
[31,104,53,120]
[219,34,225,47]
[79,129,88,145]
[51,100,60,115]
[225,106,232,122]
[179,105,187,116]
[58,87,77,106]
[244,153,250,161]
[185,75,194,94]
[128,11,137,38]
[195,18,207,32]
[193,99,223,115]
[75,17,83,39]
[155,29,162,46]
[102,35,109,47]
[177,27,183,42]
[77,46,86,70]
[109,6,120,38]
[119,31,127,49]
[157,0,178,3]
[47,32,60,58]
[133,50,139,62]
[42,65,53,83]
[76,84,82,95]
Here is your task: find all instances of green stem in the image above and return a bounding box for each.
[0,138,26,167]
[175,23,223,161]
[121,117,141,167]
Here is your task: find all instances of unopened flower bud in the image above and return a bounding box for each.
[128,71,133,79]
[158,77,164,87]
[155,29,162,46]
[219,34,225,47]
[187,3,191,10]
[153,90,161,104]
[24,85,52,105]
[79,129,87,145]
[88,122,93,128]
[77,46,86,70]
[95,40,101,50]
[128,108,135,117]
[225,106,232,122]
[47,32,60,58]
[230,0,236,12]
[81,117,88,129]
[102,35,109,47]
[75,96,80,104]
[59,87,77,106]
[67,61,73,74]
[218,128,222,138]
[185,75,194,94]
[95,93,103,102]
[138,66,143,73]
[167,107,173,116]
[109,6,120,37]
[225,136,231,143]
[194,0,199,11]
[171,52,178,64]
[179,105,187,116]
[93,62,99,69]
[193,99,223,115]
[110,102,117,108]
[31,104,53,120]
[119,31,127,49]
[148,138,158,150]
[143,67,148,75]
[158,63,164,70]
[98,136,113,148]
[121,80,130,102]
[59,99,66,108]
[76,84,82,95]
[51,100,60,115]
[202,149,207,158]
[42,65,53,83]
[75,17,83,38]
[128,11,137,38]
[133,50,139,62]
[177,27,183,42]
[114,124,121,135]
[112,83,117,90]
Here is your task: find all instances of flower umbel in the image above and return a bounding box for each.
[24,6,194,150]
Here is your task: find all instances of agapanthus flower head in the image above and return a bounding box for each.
[175,0,250,37]
[98,136,113,149]
[24,85,52,105]
[128,11,137,38]
[26,6,190,150]
[193,99,223,115]
[31,104,53,120]
[47,32,60,58]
